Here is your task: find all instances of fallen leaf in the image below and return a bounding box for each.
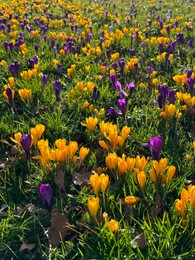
[55,170,65,192]
[19,239,36,252]
[48,213,70,247]
[130,233,148,249]
[72,166,91,186]
[26,203,37,214]
[150,193,162,217]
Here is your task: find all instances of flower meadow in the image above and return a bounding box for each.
[0,0,195,259]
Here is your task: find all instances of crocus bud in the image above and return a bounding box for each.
[41,74,48,86]
[5,87,14,107]
[20,134,32,158]
[147,66,153,76]
[39,184,52,209]
[93,86,100,100]
[117,98,128,116]
[53,81,61,102]
[110,74,117,86]
[126,82,136,92]
[167,90,175,104]
[107,107,119,119]
[142,136,163,161]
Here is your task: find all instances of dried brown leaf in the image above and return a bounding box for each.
[48,213,70,247]
[26,203,37,214]
[150,193,162,217]
[72,166,91,186]
[19,239,36,252]
[130,233,148,249]
[55,170,65,191]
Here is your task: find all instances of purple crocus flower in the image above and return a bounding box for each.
[176,33,184,45]
[167,90,175,104]
[20,134,32,158]
[115,81,122,92]
[53,81,61,102]
[50,39,55,48]
[29,58,35,68]
[57,64,62,74]
[39,184,52,209]
[41,74,48,86]
[35,44,39,52]
[3,41,8,51]
[8,42,14,52]
[158,84,168,99]
[107,107,119,119]
[93,86,100,100]
[110,73,117,86]
[117,98,128,116]
[6,87,13,107]
[118,58,125,73]
[106,49,111,59]
[33,55,38,64]
[158,43,163,53]
[111,62,118,70]
[147,66,153,76]
[142,136,163,161]
[158,84,168,108]
[186,69,193,78]
[187,40,193,49]
[126,82,136,93]
[129,49,135,56]
[186,78,195,92]
[9,60,19,76]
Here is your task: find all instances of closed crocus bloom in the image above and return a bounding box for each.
[18,89,32,101]
[126,157,136,172]
[79,147,90,162]
[10,132,22,145]
[41,74,48,86]
[4,87,15,107]
[8,77,15,87]
[175,199,186,218]
[82,117,98,132]
[121,126,131,139]
[136,156,148,171]
[158,158,168,172]
[99,140,109,151]
[166,165,176,184]
[142,136,163,161]
[20,134,32,158]
[106,152,118,170]
[137,171,146,189]
[39,184,52,209]
[188,185,195,209]
[100,173,109,192]
[68,141,78,158]
[181,188,188,208]
[90,173,101,194]
[30,124,45,146]
[37,139,51,162]
[100,65,107,74]
[193,141,195,150]
[118,136,125,147]
[53,81,61,102]
[165,104,175,119]
[117,159,127,176]
[108,219,119,232]
[125,196,140,205]
[55,138,66,149]
[149,169,157,184]
[88,197,99,218]
[117,98,128,116]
